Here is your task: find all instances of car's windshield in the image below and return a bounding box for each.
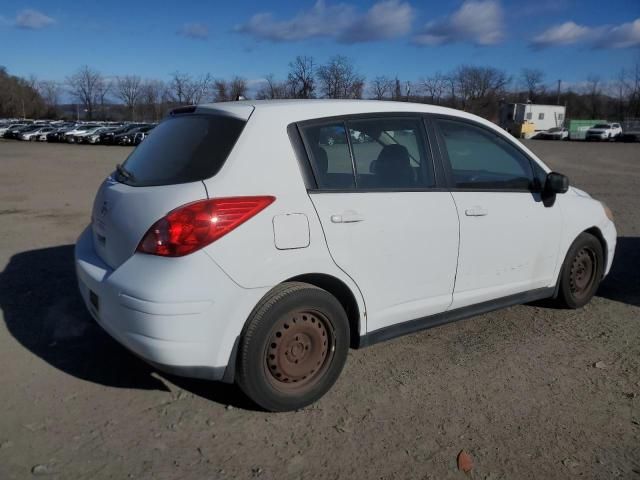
[593,124,610,129]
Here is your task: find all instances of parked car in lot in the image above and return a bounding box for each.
[74,126,112,144]
[82,127,119,144]
[536,127,569,140]
[46,124,78,142]
[586,123,622,141]
[0,122,29,137]
[3,123,35,139]
[99,124,143,145]
[20,126,55,141]
[72,100,615,410]
[132,127,155,145]
[64,124,101,143]
[113,125,154,145]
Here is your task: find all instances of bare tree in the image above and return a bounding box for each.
[585,75,602,119]
[256,74,289,99]
[316,55,365,99]
[370,76,393,100]
[421,73,447,105]
[66,65,103,119]
[229,76,248,100]
[287,56,315,99]
[213,79,229,102]
[37,80,61,114]
[0,66,46,118]
[140,79,166,121]
[187,74,212,104]
[95,77,112,120]
[521,68,545,102]
[169,71,192,104]
[392,77,402,101]
[115,75,142,120]
[452,65,509,115]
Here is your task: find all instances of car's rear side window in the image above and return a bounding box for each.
[300,116,434,190]
[299,123,356,190]
[347,118,434,189]
[120,114,245,187]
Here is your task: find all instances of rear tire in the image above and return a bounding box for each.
[556,232,604,309]
[236,282,350,412]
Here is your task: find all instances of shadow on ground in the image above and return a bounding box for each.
[1,238,636,407]
[598,236,640,307]
[0,244,252,408]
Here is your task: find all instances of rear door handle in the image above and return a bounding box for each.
[465,206,488,217]
[331,211,365,223]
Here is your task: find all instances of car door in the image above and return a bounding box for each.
[433,117,562,309]
[299,116,460,334]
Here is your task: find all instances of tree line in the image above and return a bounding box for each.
[1,55,639,123]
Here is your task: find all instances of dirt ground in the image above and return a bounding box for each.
[0,138,638,479]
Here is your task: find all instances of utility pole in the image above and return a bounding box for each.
[556,79,561,105]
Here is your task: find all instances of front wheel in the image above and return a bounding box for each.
[236,282,349,412]
[556,232,604,309]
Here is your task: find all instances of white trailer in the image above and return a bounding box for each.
[500,103,566,136]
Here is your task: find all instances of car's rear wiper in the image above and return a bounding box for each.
[116,163,135,182]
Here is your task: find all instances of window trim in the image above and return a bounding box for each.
[430,114,545,193]
[292,112,444,193]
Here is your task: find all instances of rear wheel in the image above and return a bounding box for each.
[236,282,349,412]
[556,232,603,308]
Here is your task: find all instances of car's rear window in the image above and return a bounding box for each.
[119,114,246,187]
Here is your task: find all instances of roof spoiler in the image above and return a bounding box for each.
[169,106,197,116]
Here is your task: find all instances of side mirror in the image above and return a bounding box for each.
[545,172,569,194]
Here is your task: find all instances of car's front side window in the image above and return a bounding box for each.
[437,119,536,190]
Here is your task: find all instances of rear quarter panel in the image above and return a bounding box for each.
[201,109,367,330]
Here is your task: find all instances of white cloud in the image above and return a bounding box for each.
[531,18,640,49]
[14,9,55,30]
[604,18,640,49]
[413,0,504,46]
[531,21,593,47]
[177,22,209,40]
[236,0,413,44]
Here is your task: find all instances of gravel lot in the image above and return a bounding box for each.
[0,139,638,479]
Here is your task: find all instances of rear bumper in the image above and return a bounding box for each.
[75,226,265,382]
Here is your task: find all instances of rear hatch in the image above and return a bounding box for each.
[91,105,254,269]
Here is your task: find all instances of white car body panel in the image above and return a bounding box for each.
[309,192,459,332]
[74,100,617,382]
[449,191,563,309]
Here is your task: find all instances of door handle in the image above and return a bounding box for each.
[465,206,488,217]
[331,212,364,223]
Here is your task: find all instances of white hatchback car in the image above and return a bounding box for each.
[75,100,617,411]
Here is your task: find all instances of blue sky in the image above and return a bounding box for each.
[0,0,638,90]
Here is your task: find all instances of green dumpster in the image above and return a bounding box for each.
[568,119,606,140]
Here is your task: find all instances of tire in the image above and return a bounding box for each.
[236,282,350,412]
[556,232,604,309]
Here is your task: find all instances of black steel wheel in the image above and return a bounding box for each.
[237,282,349,412]
[556,232,604,308]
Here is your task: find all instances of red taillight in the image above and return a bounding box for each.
[137,196,275,257]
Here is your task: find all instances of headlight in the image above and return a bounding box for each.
[600,201,614,222]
